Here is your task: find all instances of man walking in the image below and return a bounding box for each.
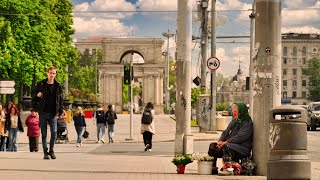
[32,66,63,160]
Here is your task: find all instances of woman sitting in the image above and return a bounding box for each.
[208,102,253,175]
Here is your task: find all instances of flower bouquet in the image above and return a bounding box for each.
[172,154,193,174]
[191,153,214,162]
[241,157,256,175]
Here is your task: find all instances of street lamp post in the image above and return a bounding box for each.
[162,30,175,113]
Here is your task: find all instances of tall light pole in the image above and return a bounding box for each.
[162,30,174,113]
[209,0,217,132]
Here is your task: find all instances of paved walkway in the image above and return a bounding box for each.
[19,114,222,144]
[1,114,317,179]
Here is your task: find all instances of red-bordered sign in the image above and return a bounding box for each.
[207,57,220,70]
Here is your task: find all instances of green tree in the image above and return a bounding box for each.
[0,0,77,105]
[302,58,320,101]
[216,73,231,88]
[169,58,177,104]
[69,49,103,99]
[191,88,201,109]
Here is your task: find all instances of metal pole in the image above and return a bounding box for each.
[249,2,255,117]
[209,0,216,132]
[130,60,133,139]
[166,33,170,112]
[200,0,209,89]
[95,53,98,97]
[162,31,174,113]
[175,0,193,155]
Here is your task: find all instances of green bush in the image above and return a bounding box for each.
[216,103,229,111]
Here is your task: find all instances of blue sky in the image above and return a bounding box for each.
[71,0,320,78]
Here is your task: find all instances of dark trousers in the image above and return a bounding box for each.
[208,142,246,166]
[143,131,153,149]
[39,112,57,154]
[29,137,39,152]
[0,136,7,151]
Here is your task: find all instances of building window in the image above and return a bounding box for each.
[313,48,317,53]
[92,49,97,55]
[293,80,297,86]
[302,80,307,86]
[283,58,287,64]
[84,49,89,54]
[283,92,287,98]
[283,80,287,86]
[293,47,297,57]
[292,91,297,98]
[302,92,307,98]
[293,58,297,64]
[292,69,297,75]
[302,47,307,56]
[302,58,306,64]
[283,47,288,56]
[283,69,287,76]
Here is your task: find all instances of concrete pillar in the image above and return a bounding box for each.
[253,0,282,175]
[175,0,193,155]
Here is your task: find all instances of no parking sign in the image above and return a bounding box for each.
[207,57,220,71]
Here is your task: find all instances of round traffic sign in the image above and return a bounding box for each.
[207,57,220,70]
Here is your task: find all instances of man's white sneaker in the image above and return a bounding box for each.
[148,149,152,152]
[101,139,105,143]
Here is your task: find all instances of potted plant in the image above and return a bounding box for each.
[171,154,193,174]
[192,153,214,175]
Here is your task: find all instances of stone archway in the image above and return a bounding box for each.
[99,37,165,114]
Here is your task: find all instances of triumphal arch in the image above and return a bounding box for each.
[99,37,165,114]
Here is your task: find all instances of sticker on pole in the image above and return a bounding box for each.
[207,57,220,70]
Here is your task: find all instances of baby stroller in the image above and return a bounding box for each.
[56,118,69,143]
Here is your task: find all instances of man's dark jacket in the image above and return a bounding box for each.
[31,79,63,116]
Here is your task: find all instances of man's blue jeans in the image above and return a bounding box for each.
[39,112,57,153]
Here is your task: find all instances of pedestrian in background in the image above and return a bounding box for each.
[6,105,24,152]
[31,66,63,160]
[4,101,13,151]
[106,104,117,143]
[93,103,106,143]
[73,106,86,147]
[25,109,40,152]
[140,102,155,152]
[0,103,8,151]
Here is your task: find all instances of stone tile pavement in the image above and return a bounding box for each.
[1,114,318,179]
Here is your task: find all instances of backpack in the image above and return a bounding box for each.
[96,110,105,124]
[141,109,153,124]
[107,111,115,125]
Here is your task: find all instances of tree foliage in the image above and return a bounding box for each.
[302,58,320,101]
[0,0,77,104]
[68,49,103,100]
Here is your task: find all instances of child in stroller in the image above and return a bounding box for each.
[56,110,68,143]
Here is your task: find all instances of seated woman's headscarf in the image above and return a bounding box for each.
[233,102,251,126]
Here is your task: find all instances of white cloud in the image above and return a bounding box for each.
[136,0,177,11]
[74,0,136,19]
[282,26,320,34]
[73,17,135,38]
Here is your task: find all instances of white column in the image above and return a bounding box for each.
[175,0,193,155]
[155,74,159,105]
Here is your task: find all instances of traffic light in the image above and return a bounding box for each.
[124,65,131,85]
